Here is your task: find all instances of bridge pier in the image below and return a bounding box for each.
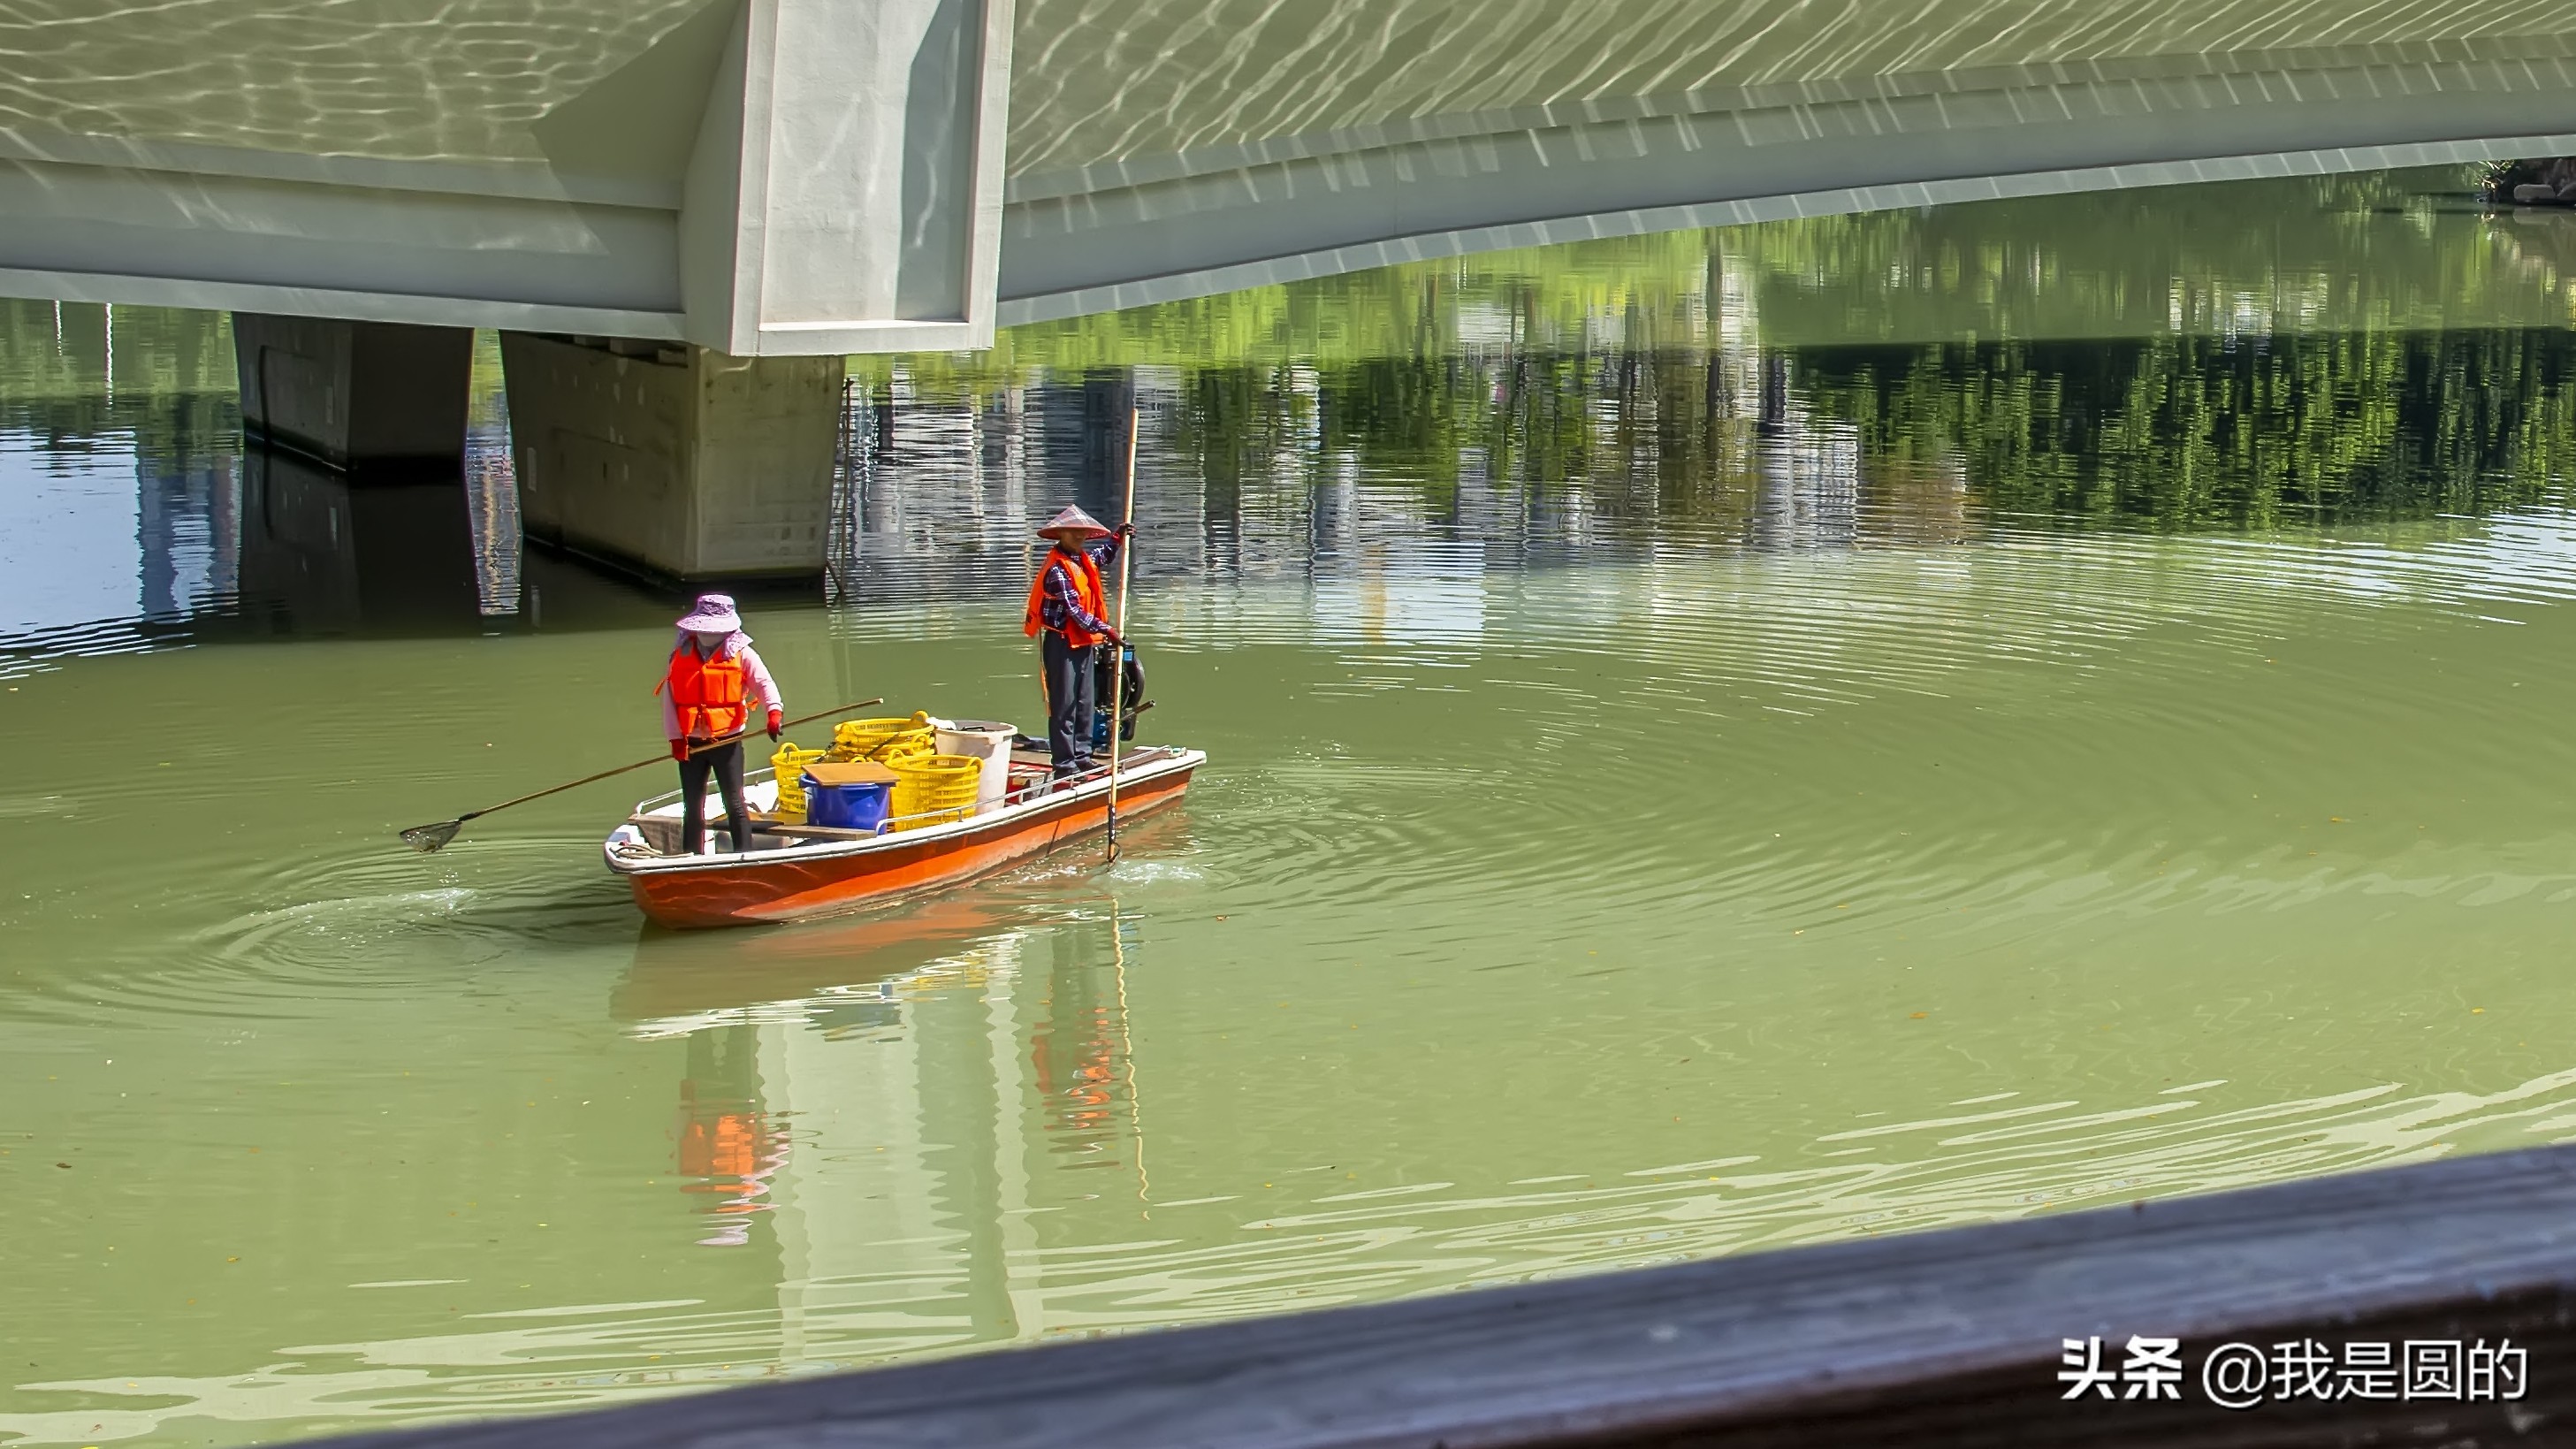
[499,332,846,583]
[231,314,471,474]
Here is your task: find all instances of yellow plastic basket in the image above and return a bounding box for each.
[888,752,983,831]
[768,744,829,822]
[823,712,936,764]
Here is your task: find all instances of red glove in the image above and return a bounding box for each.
[671,738,690,762]
[766,709,783,741]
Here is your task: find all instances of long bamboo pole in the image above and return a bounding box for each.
[1106,403,1139,859]
[397,696,886,852]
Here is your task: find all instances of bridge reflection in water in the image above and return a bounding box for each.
[6,167,2576,667]
[0,304,526,667]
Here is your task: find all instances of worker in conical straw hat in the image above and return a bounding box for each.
[656,592,784,854]
[1023,505,1132,779]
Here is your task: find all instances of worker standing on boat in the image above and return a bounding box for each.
[1024,507,1132,780]
[659,592,784,854]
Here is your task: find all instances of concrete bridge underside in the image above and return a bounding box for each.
[9,0,2576,347]
[995,11,2576,327]
[14,0,2576,582]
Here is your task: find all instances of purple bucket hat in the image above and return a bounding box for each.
[674,592,742,633]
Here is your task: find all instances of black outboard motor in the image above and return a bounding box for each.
[1089,641,1148,750]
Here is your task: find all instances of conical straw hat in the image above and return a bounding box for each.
[1036,505,1111,538]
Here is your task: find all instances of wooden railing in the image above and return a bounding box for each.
[318,1145,2576,1448]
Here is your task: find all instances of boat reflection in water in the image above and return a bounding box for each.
[613,862,1163,1347]
[672,1026,786,1248]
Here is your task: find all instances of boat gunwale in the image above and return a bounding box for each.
[603,747,1204,877]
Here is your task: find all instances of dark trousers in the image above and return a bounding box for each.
[1041,631,1096,774]
[678,739,749,853]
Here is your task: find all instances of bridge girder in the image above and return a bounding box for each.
[4,2,2576,350]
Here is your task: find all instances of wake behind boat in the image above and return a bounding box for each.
[605,732,1204,928]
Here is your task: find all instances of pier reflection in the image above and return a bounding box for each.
[135,397,239,626]
[0,308,538,662]
[236,446,484,632]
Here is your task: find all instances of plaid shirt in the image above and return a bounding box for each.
[1038,538,1120,637]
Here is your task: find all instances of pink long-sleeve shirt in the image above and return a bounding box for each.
[661,630,782,740]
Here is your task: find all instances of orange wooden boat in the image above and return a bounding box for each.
[604,741,1205,928]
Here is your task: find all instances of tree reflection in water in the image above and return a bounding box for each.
[841,167,2576,606]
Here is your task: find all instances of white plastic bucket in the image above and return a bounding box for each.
[934,721,1017,808]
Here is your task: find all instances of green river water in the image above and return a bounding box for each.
[10,168,2576,1445]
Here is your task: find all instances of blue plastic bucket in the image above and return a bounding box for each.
[803,775,892,832]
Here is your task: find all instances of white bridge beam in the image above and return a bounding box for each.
[994,40,2576,325]
[0,0,1013,355]
[5,3,2576,351]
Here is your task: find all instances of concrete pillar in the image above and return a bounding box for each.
[681,0,1015,355]
[232,314,471,473]
[500,332,846,582]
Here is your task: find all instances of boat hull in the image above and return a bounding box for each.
[616,759,1196,928]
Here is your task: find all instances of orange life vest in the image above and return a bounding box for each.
[1024,546,1109,648]
[661,642,748,740]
